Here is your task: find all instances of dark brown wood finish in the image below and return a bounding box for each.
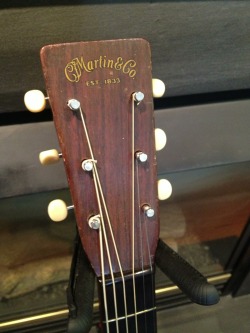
[40,39,159,278]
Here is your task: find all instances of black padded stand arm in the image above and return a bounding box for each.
[155,238,220,305]
[67,232,95,333]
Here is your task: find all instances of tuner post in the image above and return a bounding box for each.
[135,151,148,163]
[133,91,144,104]
[142,204,155,218]
[88,215,101,230]
[81,159,97,172]
[68,99,81,110]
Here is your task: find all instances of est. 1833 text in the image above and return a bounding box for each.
[85,78,121,87]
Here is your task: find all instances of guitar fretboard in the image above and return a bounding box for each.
[98,270,157,333]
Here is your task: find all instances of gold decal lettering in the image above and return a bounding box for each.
[87,61,94,71]
[65,55,137,82]
[77,57,91,73]
[114,57,123,70]
[103,56,107,68]
[94,59,99,68]
[123,60,136,77]
[107,59,114,68]
[99,56,103,68]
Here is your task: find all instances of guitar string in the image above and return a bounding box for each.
[104,307,156,323]
[135,160,148,333]
[97,203,109,333]
[79,106,119,333]
[143,125,157,330]
[94,169,129,332]
[131,96,139,333]
[92,169,117,333]
[144,95,157,324]
[78,105,129,333]
[141,95,157,327]
[144,210,157,328]
[79,98,154,332]
[134,96,156,332]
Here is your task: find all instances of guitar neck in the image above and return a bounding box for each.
[38,38,160,332]
[98,269,157,333]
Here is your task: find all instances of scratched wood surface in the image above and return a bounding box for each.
[40,39,159,276]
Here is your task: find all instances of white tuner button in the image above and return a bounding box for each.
[152,79,165,98]
[158,179,172,200]
[39,149,61,165]
[155,128,167,151]
[24,90,46,113]
[48,199,68,222]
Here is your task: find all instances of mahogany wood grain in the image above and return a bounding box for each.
[40,39,159,277]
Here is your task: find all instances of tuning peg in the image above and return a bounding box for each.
[24,89,47,112]
[152,79,165,98]
[158,179,172,200]
[155,128,167,151]
[39,149,62,165]
[47,199,74,222]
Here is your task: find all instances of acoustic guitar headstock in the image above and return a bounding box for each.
[24,39,172,278]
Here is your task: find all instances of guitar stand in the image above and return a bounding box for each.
[67,233,220,333]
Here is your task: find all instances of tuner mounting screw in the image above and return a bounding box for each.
[68,99,81,110]
[133,91,144,104]
[142,205,155,218]
[88,215,101,229]
[136,151,148,163]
